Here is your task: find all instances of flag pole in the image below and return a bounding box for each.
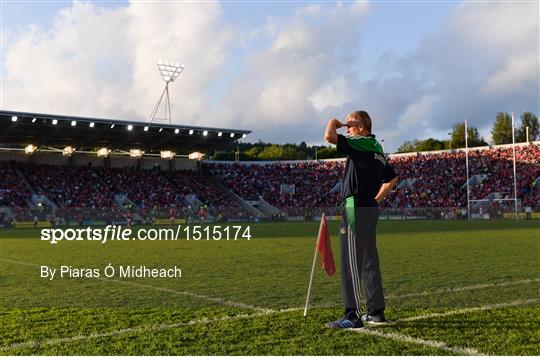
[304,213,325,317]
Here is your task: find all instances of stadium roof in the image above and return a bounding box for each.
[0,110,251,155]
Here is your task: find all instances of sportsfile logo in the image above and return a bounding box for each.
[40,225,252,244]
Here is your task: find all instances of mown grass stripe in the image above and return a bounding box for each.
[0,300,534,354]
[1,258,273,313]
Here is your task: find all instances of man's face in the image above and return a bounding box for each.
[345,114,362,136]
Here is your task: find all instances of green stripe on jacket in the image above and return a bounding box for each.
[346,136,384,154]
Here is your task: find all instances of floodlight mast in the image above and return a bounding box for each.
[148,61,185,125]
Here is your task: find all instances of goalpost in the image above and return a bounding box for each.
[469,198,521,219]
[464,114,519,220]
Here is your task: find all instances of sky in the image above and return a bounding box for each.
[1,0,538,152]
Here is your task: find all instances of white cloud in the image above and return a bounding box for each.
[214,1,370,132]
[362,1,539,149]
[3,0,232,124]
[1,0,538,151]
[309,77,355,112]
[482,53,538,95]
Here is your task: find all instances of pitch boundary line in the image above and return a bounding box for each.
[3,258,538,313]
[387,278,540,299]
[308,277,540,309]
[1,258,273,313]
[396,298,537,322]
[0,299,535,354]
[352,328,482,355]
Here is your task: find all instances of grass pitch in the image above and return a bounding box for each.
[0,220,539,355]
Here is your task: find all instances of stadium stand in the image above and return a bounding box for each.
[0,108,537,224]
[0,161,31,208]
[1,143,538,224]
[205,142,539,218]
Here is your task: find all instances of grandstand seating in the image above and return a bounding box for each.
[0,162,31,208]
[0,143,538,222]
[207,143,539,215]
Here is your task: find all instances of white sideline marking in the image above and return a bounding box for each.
[308,278,540,309]
[109,279,274,313]
[0,309,284,352]
[352,328,482,355]
[397,299,537,322]
[387,278,540,299]
[1,258,273,313]
[1,299,535,353]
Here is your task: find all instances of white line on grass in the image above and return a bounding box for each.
[396,298,537,322]
[387,278,540,299]
[1,258,273,313]
[308,278,540,309]
[0,299,535,354]
[352,328,483,355]
[0,309,287,353]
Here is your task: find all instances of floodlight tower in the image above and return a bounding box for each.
[148,61,185,125]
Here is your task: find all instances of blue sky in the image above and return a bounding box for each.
[1,1,538,151]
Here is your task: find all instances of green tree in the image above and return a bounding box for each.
[396,140,420,153]
[316,146,344,159]
[396,138,449,153]
[450,122,487,148]
[415,138,447,152]
[517,112,539,142]
[491,112,513,145]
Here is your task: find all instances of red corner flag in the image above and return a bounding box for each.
[316,213,335,276]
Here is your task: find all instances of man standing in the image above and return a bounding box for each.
[324,110,398,328]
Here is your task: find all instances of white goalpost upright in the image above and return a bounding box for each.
[465,114,520,220]
[511,112,518,220]
[465,119,471,220]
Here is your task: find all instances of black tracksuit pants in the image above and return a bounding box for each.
[340,206,385,317]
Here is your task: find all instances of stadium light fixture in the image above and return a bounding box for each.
[218,132,222,137]
[203,130,208,136]
[157,61,184,84]
[174,128,180,134]
[230,133,235,138]
[148,61,185,125]
[242,134,247,138]
[11,116,17,122]
[97,147,110,157]
[188,152,205,160]
[52,119,58,125]
[71,120,77,127]
[144,126,149,132]
[127,124,133,131]
[130,149,144,158]
[189,129,194,135]
[160,150,175,159]
[89,122,95,128]
[110,124,115,129]
[62,146,75,156]
[32,118,37,123]
[24,144,36,154]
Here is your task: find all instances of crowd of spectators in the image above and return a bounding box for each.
[20,163,115,208]
[4,163,253,222]
[1,143,538,222]
[207,161,343,215]
[467,145,539,207]
[0,162,31,207]
[207,143,539,215]
[96,166,182,211]
[164,170,247,219]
